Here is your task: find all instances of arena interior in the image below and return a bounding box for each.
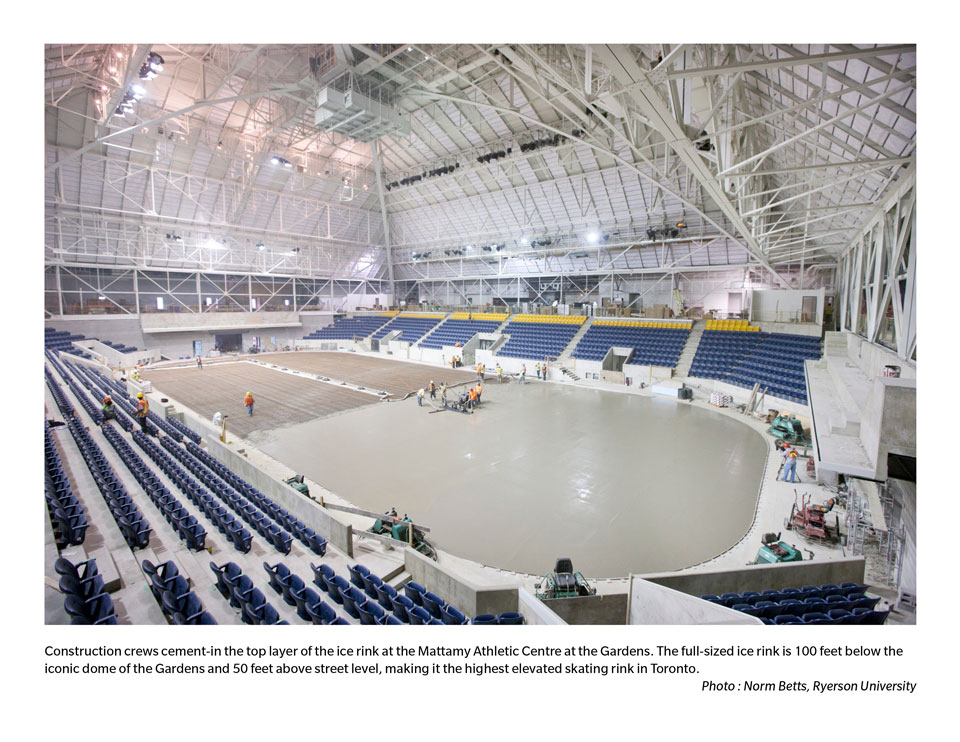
[43,42,917,627]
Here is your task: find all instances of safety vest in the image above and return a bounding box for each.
[137,398,149,417]
[788,450,798,459]
[244,394,254,406]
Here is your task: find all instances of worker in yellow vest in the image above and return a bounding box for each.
[135,392,150,435]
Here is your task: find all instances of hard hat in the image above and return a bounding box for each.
[137,392,144,398]
[104,396,111,402]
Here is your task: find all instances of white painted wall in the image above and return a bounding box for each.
[750,288,825,325]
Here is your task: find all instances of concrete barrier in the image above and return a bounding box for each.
[202,434,354,556]
[404,549,520,617]
[637,556,867,597]
[629,577,762,624]
[518,588,567,625]
[542,593,629,625]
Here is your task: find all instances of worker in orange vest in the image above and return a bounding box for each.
[135,392,150,435]
[244,391,255,416]
[475,383,483,405]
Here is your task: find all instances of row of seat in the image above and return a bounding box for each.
[134,433,253,553]
[701,583,869,606]
[760,608,889,625]
[184,441,327,556]
[210,562,292,624]
[142,559,217,624]
[63,361,136,432]
[418,318,502,349]
[57,557,119,625]
[62,406,152,550]
[161,440,304,554]
[572,325,689,366]
[304,315,392,340]
[497,321,580,359]
[45,420,88,547]
[373,316,443,344]
[103,426,207,550]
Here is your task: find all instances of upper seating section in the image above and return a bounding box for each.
[303,315,391,340]
[704,319,758,332]
[700,582,888,625]
[372,314,443,344]
[496,315,585,360]
[419,315,505,349]
[46,327,137,355]
[572,320,690,367]
[689,329,821,404]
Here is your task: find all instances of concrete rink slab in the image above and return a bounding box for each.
[256,381,768,577]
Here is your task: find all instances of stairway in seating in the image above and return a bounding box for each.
[674,320,706,378]
[555,317,594,363]
[559,365,580,381]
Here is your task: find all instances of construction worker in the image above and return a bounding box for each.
[417,388,424,407]
[244,391,255,416]
[475,383,483,405]
[135,392,150,434]
[429,380,437,400]
[196,356,203,369]
[440,382,448,406]
[496,364,503,383]
[101,395,117,423]
[542,362,548,380]
[476,362,483,381]
[781,445,799,483]
[520,364,526,384]
[468,386,477,409]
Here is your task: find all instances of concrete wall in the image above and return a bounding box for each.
[139,310,301,332]
[46,316,146,349]
[543,593,629,625]
[404,549,521,617]
[845,332,916,379]
[860,377,917,479]
[517,588,567,625]
[750,288,825,325]
[637,556,867,596]
[629,578,762,624]
[201,433,354,556]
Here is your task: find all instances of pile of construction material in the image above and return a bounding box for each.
[709,391,733,407]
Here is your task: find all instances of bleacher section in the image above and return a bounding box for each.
[372,313,443,344]
[45,420,88,548]
[496,315,585,360]
[45,327,92,358]
[689,326,822,404]
[572,320,689,367]
[700,582,889,625]
[205,559,527,625]
[302,315,392,340]
[419,312,508,349]
[46,327,138,356]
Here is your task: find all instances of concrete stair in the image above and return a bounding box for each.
[674,320,706,378]
[559,365,581,381]
[555,317,593,362]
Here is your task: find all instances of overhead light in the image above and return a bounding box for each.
[520,237,529,245]
[131,84,146,99]
[676,221,686,229]
[204,239,223,250]
[270,156,281,165]
[115,52,123,58]
[108,67,117,74]
[362,183,369,191]
[98,296,106,301]
[407,46,413,52]
[586,231,599,244]
[256,242,265,251]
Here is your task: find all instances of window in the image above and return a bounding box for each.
[156,296,164,311]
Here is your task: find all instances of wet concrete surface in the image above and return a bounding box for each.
[255,380,768,577]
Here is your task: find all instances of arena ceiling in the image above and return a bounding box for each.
[45,43,916,286]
